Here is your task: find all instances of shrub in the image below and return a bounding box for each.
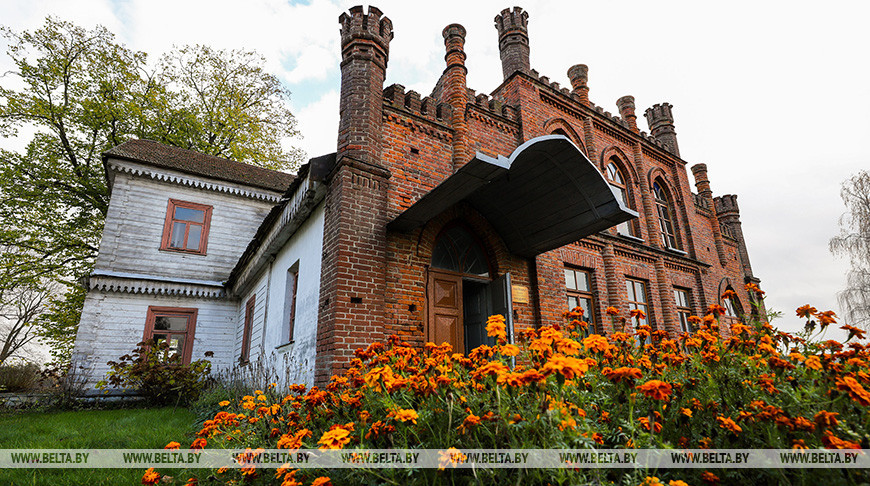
[98,340,212,407]
[156,289,870,485]
[0,362,40,392]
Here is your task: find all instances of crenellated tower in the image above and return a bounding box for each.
[317,6,394,384]
[644,103,680,157]
[494,7,530,80]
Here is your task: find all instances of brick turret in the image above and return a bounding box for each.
[644,103,680,157]
[567,64,590,106]
[616,95,638,133]
[691,163,728,267]
[494,7,530,80]
[443,23,469,171]
[714,194,755,280]
[337,5,393,164]
[317,6,394,385]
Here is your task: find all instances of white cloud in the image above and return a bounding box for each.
[293,89,339,158]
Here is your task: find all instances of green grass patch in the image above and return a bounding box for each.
[0,407,197,485]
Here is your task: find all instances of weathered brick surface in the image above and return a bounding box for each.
[315,5,762,383]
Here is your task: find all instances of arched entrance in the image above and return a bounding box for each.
[426,224,511,353]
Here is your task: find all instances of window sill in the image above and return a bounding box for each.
[159,247,208,257]
[617,233,645,243]
[275,341,295,352]
[665,247,687,256]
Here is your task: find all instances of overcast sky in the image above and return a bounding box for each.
[2,0,869,340]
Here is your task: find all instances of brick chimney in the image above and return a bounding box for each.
[644,103,680,157]
[494,7,530,80]
[616,95,638,133]
[567,64,589,106]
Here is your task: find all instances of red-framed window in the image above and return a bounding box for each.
[240,296,255,364]
[160,199,213,255]
[143,306,198,364]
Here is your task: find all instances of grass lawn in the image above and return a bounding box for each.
[0,407,197,485]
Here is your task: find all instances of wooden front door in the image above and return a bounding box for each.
[426,269,463,352]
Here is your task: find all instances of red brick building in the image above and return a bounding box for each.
[312,5,761,383]
[74,5,762,389]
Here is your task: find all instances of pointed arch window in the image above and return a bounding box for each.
[431,225,490,278]
[653,180,679,249]
[605,160,636,237]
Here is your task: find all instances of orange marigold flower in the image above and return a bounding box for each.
[603,366,642,383]
[636,380,673,400]
[721,289,738,300]
[630,308,646,320]
[814,410,840,428]
[457,413,481,434]
[556,338,583,356]
[805,355,823,370]
[639,476,665,486]
[142,468,161,485]
[792,439,808,450]
[796,305,818,318]
[486,314,507,341]
[700,471,720,484]
[317,426,352,450]
[822,430,861,449]
[841,324,867,341]
[817,310,837,328]
[311,477,332,486]
[605,306,620,316]
[500,344,520,357]
[716,416,742,434]
[543,354,589,380]
[218,400,230,407]
[706,304,726,317]
[680,408,693,418]
[793,416,815,431]
[835,376,870,406]
[190,438,207,450]
[582,334,609,353]
[669,481,690,486]
[164,441,180,450]
[393,408,419,424]
[638,416,661,433]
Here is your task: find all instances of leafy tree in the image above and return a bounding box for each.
[0,18,304,363]
[830,170,870,330]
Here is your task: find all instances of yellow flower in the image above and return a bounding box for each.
[218,400,230,407]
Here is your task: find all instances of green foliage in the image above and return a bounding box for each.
[0,18,304,360]
[35,283,84,366]
[0,407,197,486]
[98,340,213,407]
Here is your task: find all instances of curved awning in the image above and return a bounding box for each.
[387,135,638,258]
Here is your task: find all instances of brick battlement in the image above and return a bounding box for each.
[339,5,394,52]
[383,84,453,124]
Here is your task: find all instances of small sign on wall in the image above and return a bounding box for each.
[511,284,529,304]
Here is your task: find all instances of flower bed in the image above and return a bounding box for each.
[150,288,870,485]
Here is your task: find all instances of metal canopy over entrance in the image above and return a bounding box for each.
[388,135,638,258]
